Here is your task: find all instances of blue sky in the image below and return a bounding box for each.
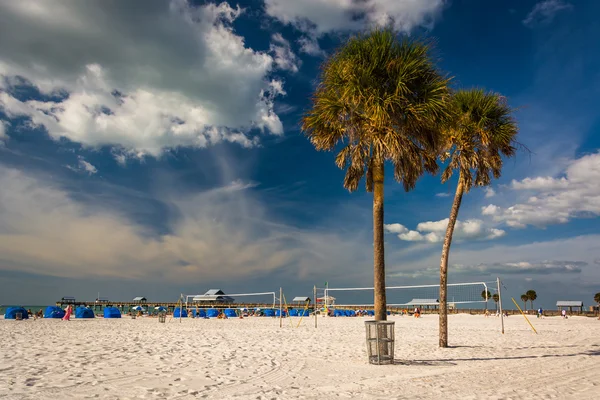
[1,0,599,309]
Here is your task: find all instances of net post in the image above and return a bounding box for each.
[497,277,504,334]
[314,285,317,328]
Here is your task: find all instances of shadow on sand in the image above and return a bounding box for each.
[395,349,600,365]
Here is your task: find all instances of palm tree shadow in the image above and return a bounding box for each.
[396,349,600,365]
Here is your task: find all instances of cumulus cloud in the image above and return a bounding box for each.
[264,0,446,54]
[0,165,372,282]
[0,0,288,157]
[482,152,600,228]
[484,187,496,198]
[523,0,572,28]
[384,218,505,243]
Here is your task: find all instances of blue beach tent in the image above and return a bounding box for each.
[173,307,187,318]
[288,309,299,317]
[263,309,275,317]
[75,307,95,318]
[298,309,311,317]
[275,309,287,317]
[191,309,206,318]
[206,308,219,318]
[367,310,375,316]
[103,307,121,318]
[223,308,237,318]
[44,306,65,319]
[4,306,29,319]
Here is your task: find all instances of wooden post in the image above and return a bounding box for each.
[314,285,317,328]
[497,277,504,334]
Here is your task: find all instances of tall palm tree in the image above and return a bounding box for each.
[520,294,528,311]
[594,292,600,305]
[526,290,537,309]
[437,89,519,347]
[302,28,450,321]
[492,293,500,312]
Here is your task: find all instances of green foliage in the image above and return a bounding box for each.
[492,293,499,303]
[481,290,491,301]
[440,89,520,191]
[594,292,600,304]
[302,28,451,192]
[526,289,537,307]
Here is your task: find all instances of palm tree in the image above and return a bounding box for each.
[492,293,500,312]
[520,294,528,311]
[526,290,537,309]
[437,89,519,347]
[481,290,491,312]
[595,292,600,305]
[302,28,450,321]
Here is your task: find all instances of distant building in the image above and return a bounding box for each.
[556,301,584,313]
[292,296,311,305]
[95,297,109,303]
[192,289,234,303]
[133,297,147,303]
[401,299,440,310]
[61,296,76,304]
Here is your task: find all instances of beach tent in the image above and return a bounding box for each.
[223,308,237,318]
[288,309,299,317]
[206,308,219,318]
[275,309,287,317]
[75,307,95,318]
[298,309,311,317]
[191,309,206,318]
[367,310,375,316]
[263,309,275,317]
[44,306,65,319]
[4,306,29,319]
[103,307,122,318]
[173,307,187,318]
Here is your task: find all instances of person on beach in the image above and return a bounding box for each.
[63,304,72,321]
[561,309,567,319]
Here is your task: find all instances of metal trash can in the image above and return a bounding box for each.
[365,320,395,365]
[158,313,166,323]
[131,313,136,319]
[16,312,23,321]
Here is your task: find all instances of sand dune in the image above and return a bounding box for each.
[1,314,598,399]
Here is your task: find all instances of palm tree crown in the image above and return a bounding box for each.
[440,89,519,189]
[594,292,600,304]
[302,28,450,192]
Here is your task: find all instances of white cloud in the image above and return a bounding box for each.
[483,152,600,228]
[435,192,450,198]
[0,120,7,142]
[264,0,446,53]
[270,33,301,73]
[66,156,98,175]
[523,0,572,27]
[484,187,496,198]
[0,1,288,157]
[385,218,505,243]
[0,165,372,282]
[297,35,325,57]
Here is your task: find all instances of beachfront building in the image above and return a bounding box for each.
[192,289,235,304]
[61,296,76,304]
[556,301,584,314]
[402,298,440,310]
[292,296,311,306]
[133,297,147,303]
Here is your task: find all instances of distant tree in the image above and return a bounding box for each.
[520,294,528,311]
[492,293,500,311]
[481,290,491,311]
[526,290,537,309]
[594,292,600,305]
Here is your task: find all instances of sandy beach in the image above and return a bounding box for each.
[1,314,598,399]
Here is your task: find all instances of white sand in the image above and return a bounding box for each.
[1,314,599,399]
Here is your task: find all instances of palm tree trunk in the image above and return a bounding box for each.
[439,176,465,348]
[373,159,387,321]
